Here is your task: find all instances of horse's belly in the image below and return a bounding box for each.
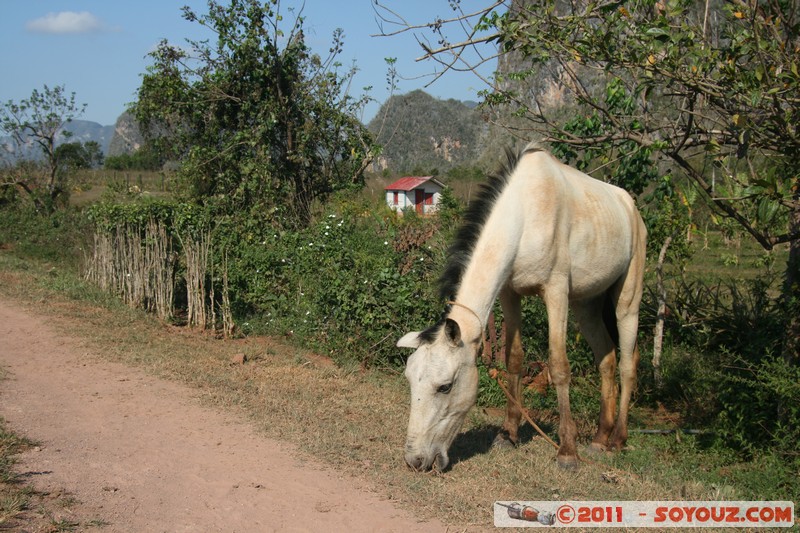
[568,258,629,299]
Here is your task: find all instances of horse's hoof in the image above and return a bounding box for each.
[557,455,579,470]
[492,433,516,449]
[608,440,626,452]
[585,442,608,455]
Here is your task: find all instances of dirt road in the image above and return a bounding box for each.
[0,299,445,532]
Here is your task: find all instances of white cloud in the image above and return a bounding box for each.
[26,11,105,34]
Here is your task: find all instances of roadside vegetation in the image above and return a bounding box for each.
[0,188,797,522]
[1,0,798,529]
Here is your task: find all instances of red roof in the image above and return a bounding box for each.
[384,176,435,191]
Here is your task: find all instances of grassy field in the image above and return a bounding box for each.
[0,248,797,530]
[70,169,174,207]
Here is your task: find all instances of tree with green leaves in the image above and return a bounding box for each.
[134,0,376,229]
[377,0,800,364]
[104,145,164,171]
[55,141,104,173]
[0,85,87,212]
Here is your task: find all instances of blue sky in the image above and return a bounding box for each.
[0,1,498,127]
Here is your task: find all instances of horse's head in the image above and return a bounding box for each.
[397,318,480,472]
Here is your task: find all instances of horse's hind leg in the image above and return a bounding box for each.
[609,252,645,451]
[573,298,617,452]
[609,340,639,450]
[495,288,524,447]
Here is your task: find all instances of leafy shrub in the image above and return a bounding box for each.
[233,199,448,367]
[104,146,164,171]
[0,205,91,268]
[716,353,800,466]
[81,194,457,367]
[642,272,798,466]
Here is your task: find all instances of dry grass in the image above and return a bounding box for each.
[1,405,98,531]
[0,261,732,531]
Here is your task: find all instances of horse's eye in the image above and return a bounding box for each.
[437,383,453,394]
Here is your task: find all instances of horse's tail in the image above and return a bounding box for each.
[602,290,620,348]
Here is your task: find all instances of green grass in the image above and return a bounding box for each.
[682,229,788,285]
[610,431,799,501]
[70,169,176,207]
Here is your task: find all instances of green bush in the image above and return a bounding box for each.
[230,200,448,367]
[80,195,452,367]
[0,205,90,268]
[640,272,798,468]
[716,353,800,465]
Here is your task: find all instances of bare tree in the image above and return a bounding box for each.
[1,85,86,212]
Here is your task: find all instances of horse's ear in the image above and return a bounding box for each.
[444,318,462,346]
[397,332,422,349]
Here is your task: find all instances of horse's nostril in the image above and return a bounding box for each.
[405,454,426,471]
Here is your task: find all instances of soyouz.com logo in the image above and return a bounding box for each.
[493,501,795,528]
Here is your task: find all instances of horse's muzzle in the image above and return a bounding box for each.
[404,450,448,472]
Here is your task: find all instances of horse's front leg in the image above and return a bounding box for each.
[494,288,524,448]
[545,288,579,469]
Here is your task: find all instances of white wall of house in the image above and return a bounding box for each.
[424,189,442,214]
[385,190,412,211]
[385,185,442,214]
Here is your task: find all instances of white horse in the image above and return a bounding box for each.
[397,145,647,470]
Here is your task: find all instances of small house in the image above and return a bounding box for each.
[384,176,445,215]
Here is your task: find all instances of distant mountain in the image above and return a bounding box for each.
[0,89,531,171]
[0,111,150,164]
[62,120,116,154]
[367,90,488,174]
[107,112,144,157]
[1,119,115,162]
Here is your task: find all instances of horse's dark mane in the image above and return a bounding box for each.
[411,145,540,346]
[437,145,540,302]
